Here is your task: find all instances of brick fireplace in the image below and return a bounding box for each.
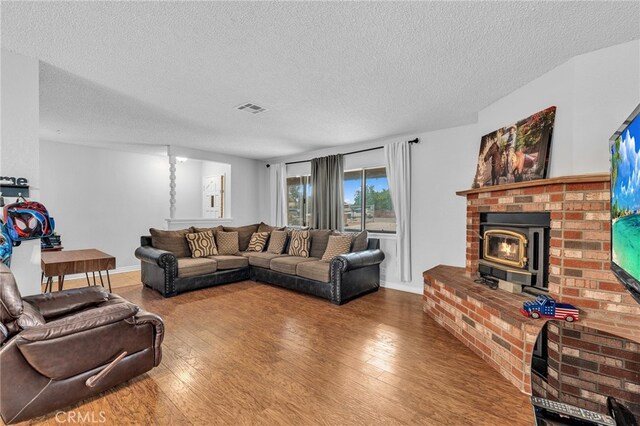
[423,173,640,394]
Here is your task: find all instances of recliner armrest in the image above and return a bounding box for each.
[18,303,139,342]
[127,310,164,366]
[22,286,109,320]
[331,249,385,273]
[135,245,177,269]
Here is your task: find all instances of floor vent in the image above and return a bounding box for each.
[236,103,268,115]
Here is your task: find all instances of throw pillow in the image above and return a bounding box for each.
[322,235,353,262]
[216,231,240,255]
[191,225,223,237]
[267,230,288,254]
[309,229,333,259]
[287,229,311,257]
[257,222,285,233]
[185,230,218,258]
[150,228,191,258]
[350,230,369,252]
[223,224,259,251]
[247,232,270,252]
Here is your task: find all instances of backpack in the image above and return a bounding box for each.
[3,201,55,242]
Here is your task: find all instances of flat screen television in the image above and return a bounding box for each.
[610,102,640,305]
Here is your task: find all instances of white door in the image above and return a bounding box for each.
[202,174,225,218]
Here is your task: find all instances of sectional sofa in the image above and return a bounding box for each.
[135,223,385,305]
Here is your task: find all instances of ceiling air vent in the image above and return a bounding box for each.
[236,102,268,115]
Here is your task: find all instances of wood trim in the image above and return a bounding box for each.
[456,173,609,196]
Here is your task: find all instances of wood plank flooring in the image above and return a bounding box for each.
[20,277,534,425]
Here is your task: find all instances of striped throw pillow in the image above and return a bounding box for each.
[321,235,353,262]
[247,232,270,252]
[185,230,218,258]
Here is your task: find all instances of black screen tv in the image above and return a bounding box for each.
[610,102,640,305]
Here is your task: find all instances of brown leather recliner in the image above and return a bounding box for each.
[0,263,164,424]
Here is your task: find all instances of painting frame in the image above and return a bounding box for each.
[472,106,556,189]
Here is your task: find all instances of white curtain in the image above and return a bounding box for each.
[269,163,287,227]
[384,141,412,282]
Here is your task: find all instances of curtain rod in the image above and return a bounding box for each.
[266,138,419,168]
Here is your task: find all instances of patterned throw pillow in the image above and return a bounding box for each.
[322,235,353,262]
[287,230,311,257]
[351,230,369,252]
[333,230,368,252]
[216,231,240,255]
[267,230,288,254]
[185,230,218,258]
[247,232,270,252]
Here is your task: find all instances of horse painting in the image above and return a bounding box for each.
[483,141,504,186]
[472,106,555,189]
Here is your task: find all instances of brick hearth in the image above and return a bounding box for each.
[423,173,640,394]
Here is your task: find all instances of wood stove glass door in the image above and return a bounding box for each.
[483,230,527,269]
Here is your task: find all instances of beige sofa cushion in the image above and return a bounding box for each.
[150,228,191,258]
[296,260,331,283]
[246,252,285,269]
[309,229,333,258]
[270,256,319,275]
[207,255,248,270]
[257,222,284,233]
[223,224,259,251]
[177,258,217,278]
[192,225,223,237]
[321,235,353,262]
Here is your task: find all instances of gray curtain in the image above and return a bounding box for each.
[311,154,344,230]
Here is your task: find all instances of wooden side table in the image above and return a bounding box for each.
[41,249,116,292]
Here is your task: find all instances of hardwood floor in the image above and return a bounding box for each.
[21,277,534,425]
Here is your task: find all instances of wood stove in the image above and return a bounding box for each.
[478,212,550,291]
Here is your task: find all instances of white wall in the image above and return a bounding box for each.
[40,141,169,271]
[173,158,233,219]
[479,39,640,177]
[174,159,203,218]
[168,146,262,226]
[263,39,640,295]
[0,49,41,295]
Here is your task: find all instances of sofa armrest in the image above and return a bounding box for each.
[330,249,385,273]
[22,287,109,320]
[18,303,139,342]
[135,245,176,269]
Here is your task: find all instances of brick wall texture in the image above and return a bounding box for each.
[424,175,640,395]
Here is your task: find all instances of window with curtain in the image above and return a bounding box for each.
[286,175,311,227]
[343,167,396,233]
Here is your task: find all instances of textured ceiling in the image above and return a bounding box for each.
[2,1,639,159]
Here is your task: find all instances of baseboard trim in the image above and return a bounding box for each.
[380,280,423,295]
[60,265,140,282]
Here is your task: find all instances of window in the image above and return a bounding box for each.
[287,175,311,227]
[344,167,395,233]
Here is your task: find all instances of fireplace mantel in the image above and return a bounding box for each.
[424,171,639,396]
[455,173,609,197]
